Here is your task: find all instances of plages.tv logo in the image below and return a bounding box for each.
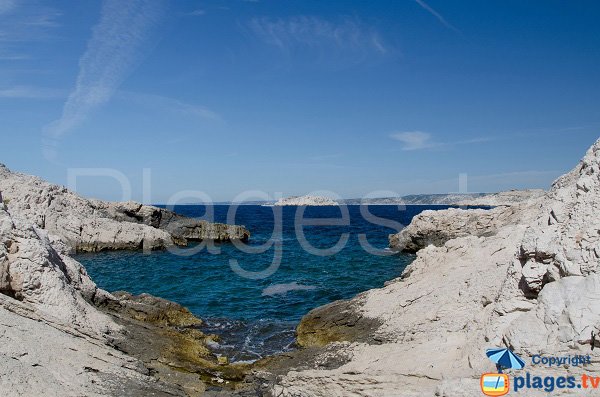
[480,347,525,396]
[480,373,509,396]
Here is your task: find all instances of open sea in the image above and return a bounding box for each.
[76,205,451,362]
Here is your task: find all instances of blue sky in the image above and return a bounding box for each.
[1,0,599,203]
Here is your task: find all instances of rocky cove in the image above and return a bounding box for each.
[2,138,600,396]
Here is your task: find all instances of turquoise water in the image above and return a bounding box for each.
[76,205,445,361]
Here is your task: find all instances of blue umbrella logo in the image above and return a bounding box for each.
[486,348,525,373]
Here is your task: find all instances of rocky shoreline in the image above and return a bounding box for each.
[2,138,600,396]
[0,165,253,396]
[0,164,249,253]
[248,139,600,396]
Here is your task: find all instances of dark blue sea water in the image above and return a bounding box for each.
[76,205,448,362]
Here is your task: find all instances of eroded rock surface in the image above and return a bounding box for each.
[388,204,527,252]
[263,138,600,396]
[0,195,248,396]
[0,201,117,335]
[0,164,249,253]
[0,202,187,396]
[0,294,185,397]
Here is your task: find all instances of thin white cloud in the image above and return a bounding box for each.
[414,0,460,33]
[309,153,343,161]
[0,85,64,99]
[390,131,494,151]
[117,91,221,121]
[0,52,30,60]
[248,16,387,60]
[188,9,206,16]
[397,169,559,196]
[0,2,61,42]
[42,0,164,160]
[467,170,560,182]
[390,131,436,151]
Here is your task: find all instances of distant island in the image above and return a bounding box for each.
[243,191,544,207]
[267,195,339,206]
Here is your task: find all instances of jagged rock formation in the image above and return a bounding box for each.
[0,164,249,252]
[456,189,546,206]
[0,200,117,335]
[0,165,255,396]
[0,201,180,395]
[0,199,251,396]
[270,195,339,206]
[263,138,600,396]
[388,205,528,253]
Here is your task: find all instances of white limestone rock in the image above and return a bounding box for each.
[271,195,339,206]
[0,294,183,397]
[0,204,117,336]
[457,189,547,206]
[273,138,600,396]
[0,164,249,253]
[388,204,530,252]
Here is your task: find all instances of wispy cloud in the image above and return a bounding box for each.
[0,1,61,42]
[117,91,221,121]
[0,0,16,15]
[0,85,64,99]
[0,52,30,60]
[187,9,205,16]
[414,0,460,33]
[390,131,437,150]
[308,153,344,161]
[390,131,494,151]
[248,16,388,63]
[42,0,164,160]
